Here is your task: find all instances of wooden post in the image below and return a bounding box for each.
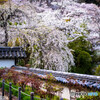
[31,92,34,100]
[18,87,21,100]
[2,79,5,97]
[9,83,12,100]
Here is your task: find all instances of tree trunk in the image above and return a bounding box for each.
[46,0,51,6]
[5,27,8,46]
[3,22,8,46]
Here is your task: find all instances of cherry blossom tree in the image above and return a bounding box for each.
[0,0,99,71]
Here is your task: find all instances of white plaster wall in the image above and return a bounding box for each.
[0,59,15,68]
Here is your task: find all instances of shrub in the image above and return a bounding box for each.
[44,74,63,99]
[23,96,30,100]
[95,65,100,76]
[46,73,56,81]
[76,51,92,74]
[29,76,43,92]
[2,69,20,85]
[18,59,25,66]
[4,84,9,92]
[18,76,29,91]
[68,36,94,74]
[0,69,66,100]
[0,68,5,78]
[0,81,2,88]
[12,89,18,97]
[15,38,20,46]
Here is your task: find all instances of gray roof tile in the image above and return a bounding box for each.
[0,47,26,58]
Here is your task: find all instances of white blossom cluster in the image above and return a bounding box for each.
[36,0,100,40]
[0,0,100,71]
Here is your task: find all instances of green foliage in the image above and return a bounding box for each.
[8,41,13,47]
[19,22,22,25]
[24,21,26,24]
[28,58,33,66]
[44,74,63,99]
[8,37,21,47]
[30,44,44,69]
[0,68,66,100]
[8,21,12,25]
[4,84,9,92]
[0,81,2,88]
[68,36,92,54]
[8,21,24,26]
[0,0,6,1]
[76,51,92,74]
[12,88,18,97]
[95,65,100,76]
[15,37,20,46]
[14,22,18,26]
[18,59,25,66]
[46,73,56,81]
[68,36,93,74]
[22,96,30,100]
[0,67,4,69]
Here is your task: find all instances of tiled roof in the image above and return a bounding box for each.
[0,47,26,58]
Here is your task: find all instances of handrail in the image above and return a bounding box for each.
[0,80,48,100]
[0,80,62,100]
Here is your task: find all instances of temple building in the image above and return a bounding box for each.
[0,47,26,68]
